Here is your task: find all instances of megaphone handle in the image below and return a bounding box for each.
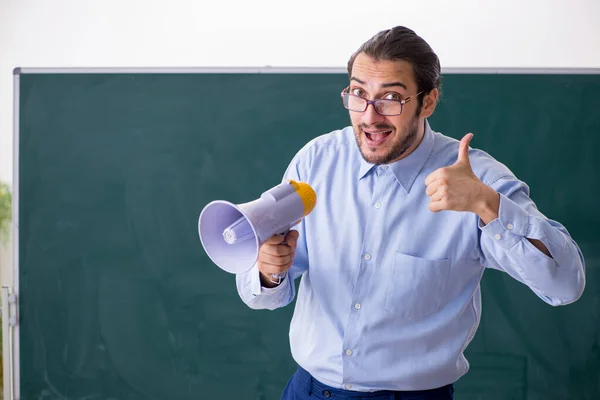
[269,230,290,284]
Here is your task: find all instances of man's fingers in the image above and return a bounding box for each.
[259,251,295,267]
[425,167,449,187]
[261,242,295,257]
[259,261,293,275]
[428,200,445,212]
[264,231,298,247]
[429,187,445,202]
[285,230,299,249]
[455,133,473,166]
[258,245,296,274]
[425,180,442,197]
[263,234,287,245]
[424,170,438,186]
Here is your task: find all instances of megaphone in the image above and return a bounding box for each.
[198,180,317,275]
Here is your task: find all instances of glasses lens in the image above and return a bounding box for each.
[375,100,402,116]
[343,94,367,112]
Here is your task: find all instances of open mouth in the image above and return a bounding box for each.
[364,130,392,146]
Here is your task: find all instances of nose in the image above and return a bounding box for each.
[362,102,386,126]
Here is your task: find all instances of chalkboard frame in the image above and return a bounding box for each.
[10,66,600,400]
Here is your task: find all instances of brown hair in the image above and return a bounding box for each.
[347,26,441,108]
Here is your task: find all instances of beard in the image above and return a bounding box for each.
[354,113,422,165]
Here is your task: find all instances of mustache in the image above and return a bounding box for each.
[359,123,394,131]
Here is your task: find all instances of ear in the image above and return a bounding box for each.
[418,88,439,119]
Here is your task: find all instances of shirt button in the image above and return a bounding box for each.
[355,303,361,310]
[494,234,501,240]
[346,349,353,356]
[381,165,388,169]
[374,202,381,209]
[345,384,352,390]
[507,223,514,230]
[364,253,371,261]
[323,390,331,397]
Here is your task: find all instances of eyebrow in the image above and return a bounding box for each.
[350,77,407,90]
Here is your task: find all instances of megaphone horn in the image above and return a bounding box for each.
[198,180,317,275]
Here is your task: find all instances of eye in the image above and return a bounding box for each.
[351,87,366,97]
[383,92,402,101]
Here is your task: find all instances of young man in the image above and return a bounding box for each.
[235,26,586,400]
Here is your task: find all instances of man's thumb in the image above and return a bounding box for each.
[456,133,474,166]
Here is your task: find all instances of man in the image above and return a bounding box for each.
[235,26,586,400]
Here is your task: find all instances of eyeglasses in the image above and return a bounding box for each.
[340,86,423,116]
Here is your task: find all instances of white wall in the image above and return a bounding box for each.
[2,0,599,287]
[1,0,599,186]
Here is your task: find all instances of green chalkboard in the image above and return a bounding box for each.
[15,69,600,400]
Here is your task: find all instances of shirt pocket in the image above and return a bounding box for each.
[384,252,452,320]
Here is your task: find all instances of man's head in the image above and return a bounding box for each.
[344,26,441,165]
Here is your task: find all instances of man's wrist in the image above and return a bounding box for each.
[474,184,500,225]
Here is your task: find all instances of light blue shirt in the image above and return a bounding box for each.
[235,121,586,392]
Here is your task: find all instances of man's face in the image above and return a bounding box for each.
[348,53,426,165]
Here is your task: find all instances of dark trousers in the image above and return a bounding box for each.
[281,366,454,400]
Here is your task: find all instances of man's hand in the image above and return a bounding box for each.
[257,230,299,288]
[424,133,500,224]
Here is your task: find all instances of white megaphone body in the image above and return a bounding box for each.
[198,180,317,276]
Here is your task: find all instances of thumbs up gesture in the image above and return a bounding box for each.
[425,133,499,220]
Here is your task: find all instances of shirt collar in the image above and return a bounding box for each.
[358,120,435,193]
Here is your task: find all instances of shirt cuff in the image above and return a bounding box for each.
[249,265,288,297]
[479,193,530,250]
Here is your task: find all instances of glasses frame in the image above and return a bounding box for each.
[340,86,424,116]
